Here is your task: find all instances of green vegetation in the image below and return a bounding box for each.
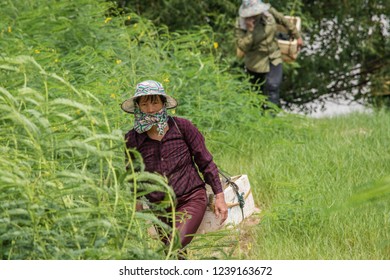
[121,0,390,110]
[1,0,389,260]
[194,111,390,259]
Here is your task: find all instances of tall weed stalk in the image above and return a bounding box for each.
[0,55,179,259]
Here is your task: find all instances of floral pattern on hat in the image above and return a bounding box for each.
[239,0,270,18]
[121,80,177,114]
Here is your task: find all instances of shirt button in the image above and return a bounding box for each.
[161,157,164,161]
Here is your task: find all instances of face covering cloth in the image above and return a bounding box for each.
[133,106,168,135]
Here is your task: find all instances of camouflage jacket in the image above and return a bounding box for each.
[235,7,301,73]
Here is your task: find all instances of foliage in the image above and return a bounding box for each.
[192,111,390,259]
[1,0,389,260]
[0,0,267,260]
[0,0,174,260]
[116,0,239,30]
[119,0,390,112]
[0,55,177,259]
[115,0,243,78]
[282,0,390,112]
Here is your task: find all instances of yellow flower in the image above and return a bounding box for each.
[213,42,219,49]
[110,93,116,99]
[163,78,170,83]
[54,58,59,63]
[116,59,122,64]
[34,49,40,54]
[104,17,112,24]
[7,26,12,33]
[127,16,131,20]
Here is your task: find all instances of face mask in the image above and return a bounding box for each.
[133,106,168,135]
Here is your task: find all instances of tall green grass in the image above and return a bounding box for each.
[192,111,390,259]
[0,0,262,260]
[1,0,389,260]
[0,55,179,259]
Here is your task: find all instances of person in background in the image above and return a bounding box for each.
[235,0,303,108]
[121,80,228,254]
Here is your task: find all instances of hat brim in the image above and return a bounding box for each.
[121,94,178,114]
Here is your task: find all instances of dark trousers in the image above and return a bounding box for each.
[159,188,207,249]
[247,63,283,107]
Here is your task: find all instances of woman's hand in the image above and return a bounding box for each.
[214,192,228,225]
[136,201,143,211]
[244,17,256,32]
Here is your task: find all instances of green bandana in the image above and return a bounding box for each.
[134,106,168,135]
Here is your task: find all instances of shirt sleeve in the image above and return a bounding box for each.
[235,17,254,53]
[269,7,301,39]
[180,119,223,195]
[124,130,143,173]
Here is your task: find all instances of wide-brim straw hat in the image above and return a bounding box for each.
[239,0,270,18]
[121,80,178,114]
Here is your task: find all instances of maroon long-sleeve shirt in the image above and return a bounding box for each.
[125,116,223,202]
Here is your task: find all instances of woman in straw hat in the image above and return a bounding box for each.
[235,0,303,108]
[121,80,228,251]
